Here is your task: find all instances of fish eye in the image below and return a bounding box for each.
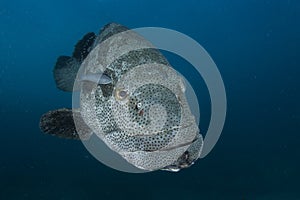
[119,90,127,98]
[135,102,142,110]
[134,102,144,116]
[137,102,142,109]
[115,88,128,101]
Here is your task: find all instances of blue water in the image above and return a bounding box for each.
[0,0,299,199]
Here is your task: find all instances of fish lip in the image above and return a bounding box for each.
[119,124,193,137]
[157,137,198,152]
[105,124,198,153]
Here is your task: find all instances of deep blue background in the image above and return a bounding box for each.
[0,0,299,199]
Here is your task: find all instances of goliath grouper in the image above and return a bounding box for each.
[40,23,203,172]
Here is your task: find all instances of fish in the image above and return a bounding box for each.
[40,23,203,172]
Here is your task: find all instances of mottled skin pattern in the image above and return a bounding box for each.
[106,83,181,152]
[41,23,203,172]
[76,23,203,171]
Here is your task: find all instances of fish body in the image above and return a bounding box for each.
[40,23,203,172]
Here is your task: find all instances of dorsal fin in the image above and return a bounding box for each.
[92,23,129,48]
[53,32,96,92]
[53,56,80,92]
[72,32,96,62]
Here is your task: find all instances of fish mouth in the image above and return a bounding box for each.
[158,136,198,152]
[105,123,198,153]
[144,124,199,152]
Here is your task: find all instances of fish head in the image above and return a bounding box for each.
[101,63,201,171]
[76,23,203,171]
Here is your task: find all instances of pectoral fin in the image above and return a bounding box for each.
[39,108,92,140]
